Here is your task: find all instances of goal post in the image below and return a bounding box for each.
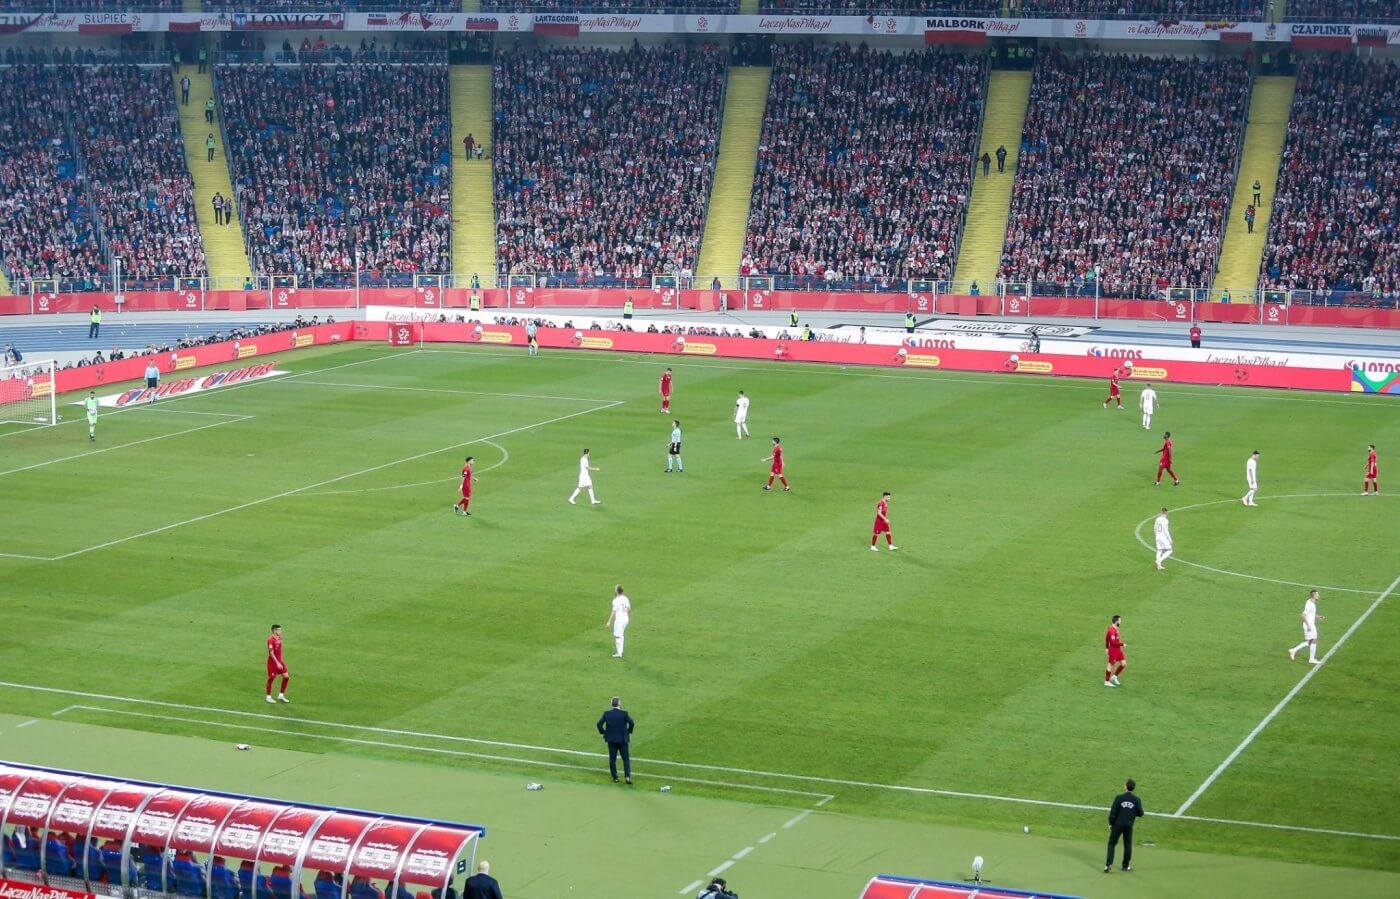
[0,358,58,426]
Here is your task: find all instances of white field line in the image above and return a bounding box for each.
[1132,494,1397,595]
[14,720,37,728]
[0,551,59,561]
[678,881,704,896]
[135,408,251,418]
[0,350,420,439]
[293,380,620,405]
[7,680,1397,841]
[297,440,509,498]
[413,347,1383,408]
[0,416,253,478]
[39,401,620,561]
[706,861,734,878]
[1174,572,1400,817]
[61,706,833,802]
[678,791,822,894]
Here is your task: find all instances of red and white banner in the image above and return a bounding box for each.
[88,363,287,409]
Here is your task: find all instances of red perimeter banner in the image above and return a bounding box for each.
[356,322,1353,393]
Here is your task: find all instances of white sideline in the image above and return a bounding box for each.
[1173,572,1400,817]
[58,706,834,803]
[39,400,621,561]
[0,416,253,478]
[5,680,1398,841]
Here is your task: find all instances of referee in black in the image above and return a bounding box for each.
[1105,778,1144,873]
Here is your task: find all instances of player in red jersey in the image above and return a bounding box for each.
[265,625,289,704]
[763,436,790,491]
[1104,615,1126,687]
[453,455,475,516]
[1364,444,1379,495]
[659,368,673,413]
[1154,430,1179,486]
[1103,368,1123,409]
[871,491,898,551]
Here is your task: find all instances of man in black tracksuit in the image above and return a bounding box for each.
[1105,778,1144,872]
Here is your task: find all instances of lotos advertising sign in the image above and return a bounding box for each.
[0,879,96,899]
[87,363,285,407]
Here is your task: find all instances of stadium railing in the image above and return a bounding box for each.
[0,761,485,899]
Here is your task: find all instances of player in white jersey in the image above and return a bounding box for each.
[1242,450,1259,506]
[1288,590,1323,664]
[605,584,631,658]
[734,390,750,439]
[666,420,684,472]
[568,448,601,505]
[1139,386,1158,431]
[84,391,99,441]
[1153,507,1173,570]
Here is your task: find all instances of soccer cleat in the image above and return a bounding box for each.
[265,696,275,704]
[591,500,602,505]
[1288,647,1297,660]
[783,486,791,492]
[1155,564,1164,570]
[1123,866,1131,872]
[1309,659,1321,665]
[1104,866,1112,873]
[612,653,623,658]
[664,469,671,473]
[1111,675,1120,685]
[763,485,771,491]
[1154,481,1159,486]
[568,497,576,504]
[1173,481,1180,487]
[278,694,289,703]
[871,546,879,552]
[888,545,898,551]
[1104,681,1116,687]
[624,777,632,785]
[463,510,471,516]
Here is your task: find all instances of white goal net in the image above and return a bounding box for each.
[0,358,58,426]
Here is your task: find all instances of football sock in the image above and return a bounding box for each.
[614,635,624,655]
[1308,647,1317,662]
[1105,670,1111,682]
[569,489,580,502]
[265,677,274,695]
[588,489,597,502]
[677,457,683,471]
[280,676,289,693]
[780,477,789,487]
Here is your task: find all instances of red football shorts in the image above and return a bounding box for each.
[873,521,890,534]
[461,485,472,499]
[771,465,783,475]
[1108,649,1125,664]
[1109,385,1120,396]
[267,660,283,676]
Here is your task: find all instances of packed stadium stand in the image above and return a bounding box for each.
[216,62,452,283]
[1260,57,1400,304]
[0,67,104,291]
[742,44,987,290]
[757,1,997,12]
[491,44,727,285]
[999,50,1249,299]
[1012,0,1266,17]
[200,2,463,10]
[70,66,207,288]
[1286,1,1400,22]
[483,1,737,10]
[0,66,198,292]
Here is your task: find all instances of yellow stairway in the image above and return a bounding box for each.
[951,70,1031,292]
[0,265,10,296]
[696,67,769,290]
[176,69,252,284]
[1212,76,1295,300]
[738,0,759,13]
[450,65,496,286]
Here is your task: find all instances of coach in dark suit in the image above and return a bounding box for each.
[597,695,635,784]
[1105,778,1144,872]
[462,861,502,899]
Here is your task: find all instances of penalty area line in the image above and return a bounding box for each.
[0,416,254,478]
[1173,572,1400,818]
[37,400,620,561]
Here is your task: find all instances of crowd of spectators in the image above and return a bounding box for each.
[757,1,995,13]
[218,63,452,280]
[0,66,105,291]
[1010,0,1266,18]
[70,66,207,286]
[1261,57,1399,305]
[201,2,461,11]
[999,50,1248,299]
[1285,1,1399,21]
[492,44,727,284]
[743,44,986,291]
[1,46,163,67]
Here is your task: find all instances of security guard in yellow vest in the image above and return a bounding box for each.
[789,310,799,327]
[800,324,811,342]
[89,306,102,339]
[623,298,634,319]
[904,312,916,334]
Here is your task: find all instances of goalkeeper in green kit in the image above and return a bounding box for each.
[85,391,98,441]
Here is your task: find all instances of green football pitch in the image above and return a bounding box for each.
[2,342,1399,898]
